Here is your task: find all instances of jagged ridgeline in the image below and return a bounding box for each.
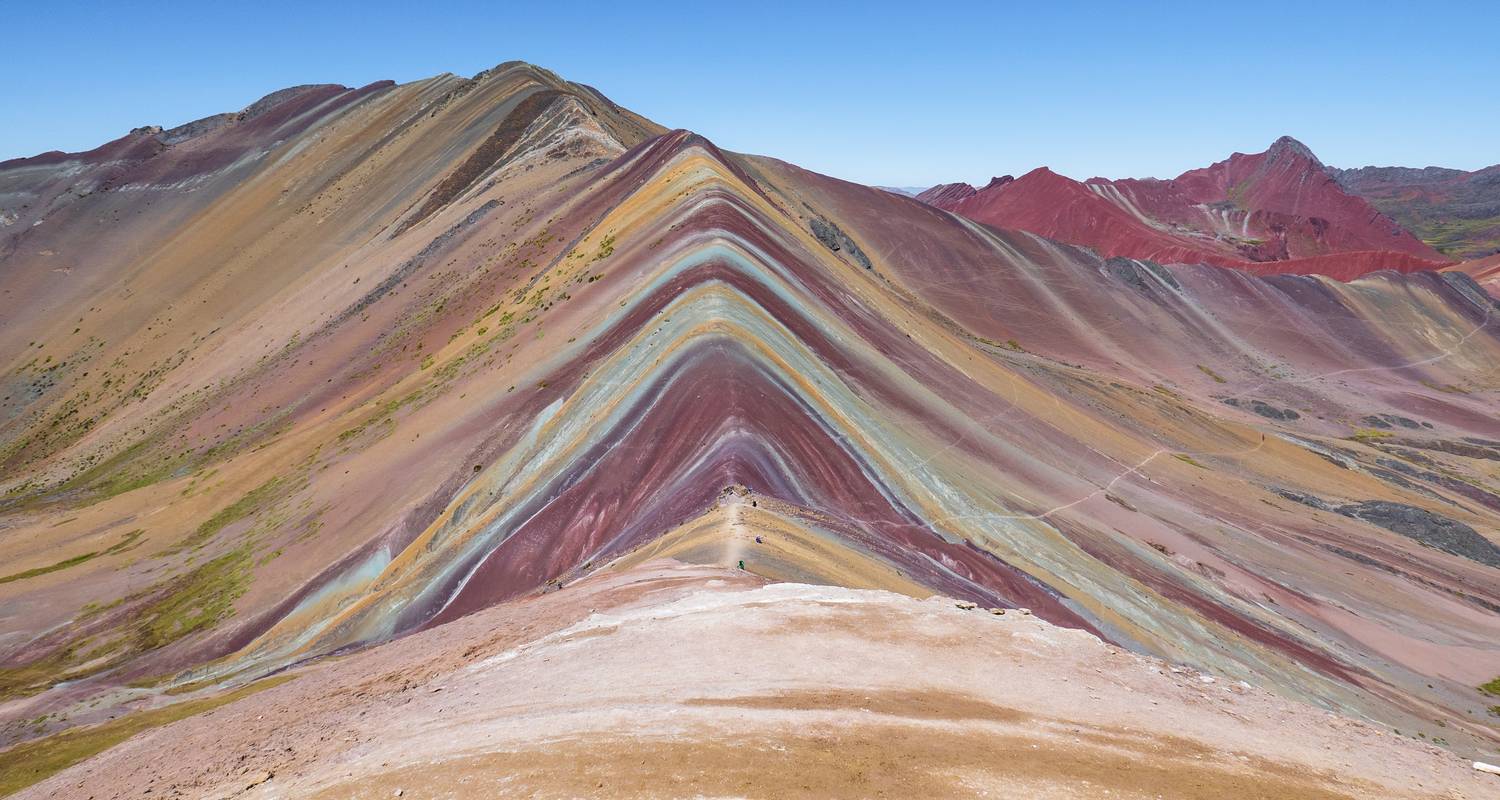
[1,61,1498,761]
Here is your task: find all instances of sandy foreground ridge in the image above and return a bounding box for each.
[12,560,1494,800]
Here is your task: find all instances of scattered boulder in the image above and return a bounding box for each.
[1248,400,1299,421]
[1362,414,1422,430]
[1274,489,1331,511]
[1221,398,1300,420]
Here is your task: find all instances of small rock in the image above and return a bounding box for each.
[395,790,406,797]
[988,607,1005,615]
[1016,608,1032,616]
[245,772,273,790]
[955,601,977,610]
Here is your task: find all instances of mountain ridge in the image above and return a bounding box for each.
[2,61,1498,795]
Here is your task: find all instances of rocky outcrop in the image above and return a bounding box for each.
[809,217,873,270]
[1338,501,1500,567]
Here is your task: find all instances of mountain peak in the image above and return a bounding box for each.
[980,175,1015,191]
[1265,135,1321,166]
[1016,165,1070,183]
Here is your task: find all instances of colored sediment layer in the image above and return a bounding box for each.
[0,61,1497,765]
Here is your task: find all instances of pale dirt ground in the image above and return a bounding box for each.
[19,560,1498,800]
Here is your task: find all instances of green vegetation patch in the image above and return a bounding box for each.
[0,544,256,702]
[972,336,1025,353]
[169,478,284,555]
[0,472,295,701]
[54,437,189,506]
[1412,216,1500,260]
[0,530,143,586]
[593,232,616,261]
[1196,364,1227,384]
[1349,428,1394,443]
[0,674,294,797]
[1419,379,1469,395]
[0,646,81,703]
[1479,676,1500,697]
[133,547,255,652]
[1173,453,1206,469]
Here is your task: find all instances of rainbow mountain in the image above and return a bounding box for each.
[1,62,1498,797]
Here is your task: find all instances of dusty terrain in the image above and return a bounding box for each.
[13,560,1493,800]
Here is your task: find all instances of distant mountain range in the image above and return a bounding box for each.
[1332,163,1500,260]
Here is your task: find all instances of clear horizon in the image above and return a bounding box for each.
[3,1,1496,186]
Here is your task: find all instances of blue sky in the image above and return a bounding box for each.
[3,1,1496,185]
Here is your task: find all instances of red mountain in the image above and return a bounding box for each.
[922,137,1452,276]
